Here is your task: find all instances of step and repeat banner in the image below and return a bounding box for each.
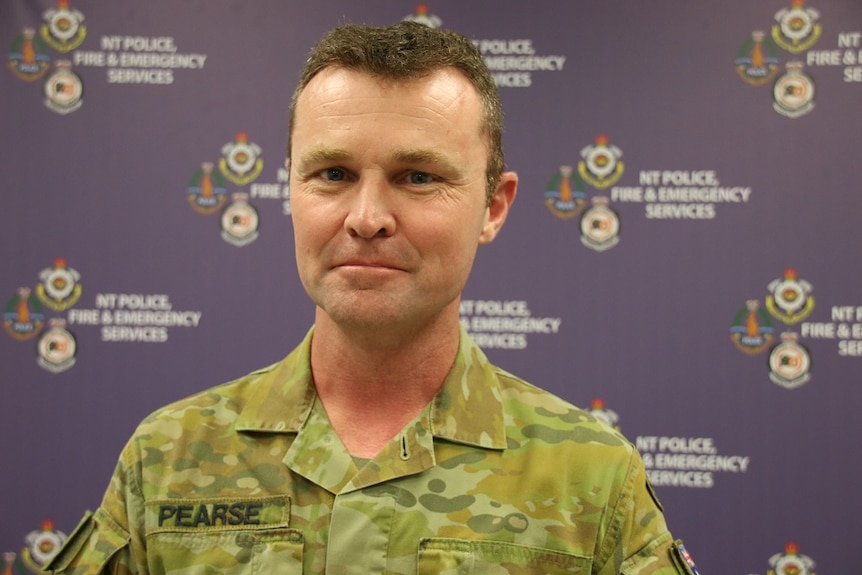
[2,0,860,573]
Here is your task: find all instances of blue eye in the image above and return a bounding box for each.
[409,172,432,184]
[324,168,345,181]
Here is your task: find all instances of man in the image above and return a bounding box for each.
[47,22,697,574]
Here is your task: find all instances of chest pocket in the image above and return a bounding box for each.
[417,538,592,574]
[146,495,301,574]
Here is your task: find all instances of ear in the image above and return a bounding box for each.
[479,171,518,245]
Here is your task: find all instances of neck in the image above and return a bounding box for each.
[309,305,461,457]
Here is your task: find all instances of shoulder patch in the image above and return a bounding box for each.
[670,540,701,575]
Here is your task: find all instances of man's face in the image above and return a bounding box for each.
[289,66,512,334]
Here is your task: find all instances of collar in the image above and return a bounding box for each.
[234,326,507,450]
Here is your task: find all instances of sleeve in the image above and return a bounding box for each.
[594,447,693,575]
[43,509,131,575]
[44,439,146,575]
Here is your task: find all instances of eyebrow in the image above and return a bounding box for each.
[298,146,460,174]
[298,146,352,165]
[392,148,453,168]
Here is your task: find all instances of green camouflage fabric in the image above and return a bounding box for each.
[47,328,692,575]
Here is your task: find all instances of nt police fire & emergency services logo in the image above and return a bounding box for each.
[542,135,624,252]
[730,268,816,389]
[6,0,87,113]
[186,133,292,246]
[3,258,83,373]
[4,258,207,371]
[6,0,210,113]
[735,1,862,117]
[186,132,264,246]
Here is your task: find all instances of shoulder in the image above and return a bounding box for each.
[493,366,634,459]
[146,363,277,422]
[127,360,284,453]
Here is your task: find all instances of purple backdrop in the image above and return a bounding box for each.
[2,1,860,573]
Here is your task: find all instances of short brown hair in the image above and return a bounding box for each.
[288,22,505,204]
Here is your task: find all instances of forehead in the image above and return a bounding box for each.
[293,66,484,139]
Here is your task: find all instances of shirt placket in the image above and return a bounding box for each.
[285,399,437,573]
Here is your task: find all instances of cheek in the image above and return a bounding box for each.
[417,220,483,270]
[291,202,332,252]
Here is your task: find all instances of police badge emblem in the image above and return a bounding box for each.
[577,135,624,189]
[771,0,822,53]
[21,520,67,573]
[187,161,229,215]
[768,332,811,389]
[35,257,82,311]
[37,318,77,373]
[218,133,264,185]
[7,28,51,81]
[40,0,87,53]
[767,542,817,575]
[735,30,781,86]
[43,60,83,114]
[773,62,815,118]
[730,299,775,355]
[765,267,814,323]
[544,165,587,219]
[580,196,620,252]
[3,288,45,341]
[221,193,260,246]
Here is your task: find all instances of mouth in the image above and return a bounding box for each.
[334,251,407,267]
[336,261,404,272]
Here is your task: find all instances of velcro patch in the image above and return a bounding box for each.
[146,495,289,533]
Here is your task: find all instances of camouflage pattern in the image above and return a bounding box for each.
[47,328,691,574]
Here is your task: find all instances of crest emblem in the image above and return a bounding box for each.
[221,193,260,246]
[768,332,811,389]
[36,257,82,311]
[580,196,620,252]
[578,135,624,189]
[21,520,67,573]
[44,60,83,114]
[544,165,587,219]
[7,28,51,81]
[37,318,77,373]
[735,30,780,86]
[3,288,46,341]
[730,299,775,354]
[187,161,228,214]
[772,0,821,53]
[773,62,815,118]
[767,542,817,575]
[40,0,87,53]
[402,4,442,28]
[765,267,814,323]
[218,132,263,185]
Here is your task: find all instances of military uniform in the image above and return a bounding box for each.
[48,329,694,574]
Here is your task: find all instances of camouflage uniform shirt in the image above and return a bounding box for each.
[48,328,693,574]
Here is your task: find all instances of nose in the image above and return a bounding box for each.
[344,175,396,239]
